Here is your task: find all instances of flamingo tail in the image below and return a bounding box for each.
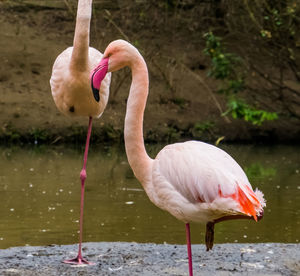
[236,184,266,221]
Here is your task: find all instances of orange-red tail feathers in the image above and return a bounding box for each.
[218,183,261,221]
[236,185,260,221]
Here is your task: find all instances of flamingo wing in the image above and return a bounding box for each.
[152,141,265,223]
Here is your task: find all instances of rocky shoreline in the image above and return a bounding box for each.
[0,242,299,275]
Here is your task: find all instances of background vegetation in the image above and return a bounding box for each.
[0,0,299,144]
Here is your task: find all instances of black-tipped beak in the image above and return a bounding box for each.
[257,209,264,221]
[90,57,109,103]
[91,71,100,102]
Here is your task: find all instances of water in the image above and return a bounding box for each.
[0,144,299,249]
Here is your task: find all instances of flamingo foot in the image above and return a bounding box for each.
[63,255,95,266]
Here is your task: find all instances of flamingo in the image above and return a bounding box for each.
[90,40,266,275]
[49,0,111,265]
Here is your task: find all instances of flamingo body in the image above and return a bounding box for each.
[91,39,265,275]
[50,46,111,117]
[151,141,264,223]
[49,0,111,265]
[50,0,111,118]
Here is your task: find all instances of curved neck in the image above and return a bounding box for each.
[125,52,153,185]
[70,0,92,72]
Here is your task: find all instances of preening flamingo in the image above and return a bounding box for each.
[91,40,266,275]
[50,0,111,265]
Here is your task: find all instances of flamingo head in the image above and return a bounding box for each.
[90,40,137,102]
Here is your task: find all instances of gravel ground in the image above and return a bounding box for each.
[0,242,299,276]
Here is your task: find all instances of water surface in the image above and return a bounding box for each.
[0,144,299,249]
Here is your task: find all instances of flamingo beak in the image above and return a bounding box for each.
[90,57,109,102]
[256,209,264,221]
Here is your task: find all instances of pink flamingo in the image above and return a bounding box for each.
[50,0,111,265]
[91,40,266,275]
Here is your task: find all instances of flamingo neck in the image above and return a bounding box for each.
[70,0,92,72]
[124,52,153,187]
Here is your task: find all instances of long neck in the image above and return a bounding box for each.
[70,0,92,72]
[125,53,153,186]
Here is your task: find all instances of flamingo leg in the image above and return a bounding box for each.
[205,222,215,251]
[204,213,263,252]
[185,223,193,276]
[63,117,94,265]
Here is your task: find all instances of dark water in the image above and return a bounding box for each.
[0,143,299,249]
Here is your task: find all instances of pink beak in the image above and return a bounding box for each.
[90,57,109,102]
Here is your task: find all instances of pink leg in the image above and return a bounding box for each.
[185,223,193,276]
[63,117,94,265]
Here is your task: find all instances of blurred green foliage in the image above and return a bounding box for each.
[204,32,278,126]
[245,163,277,180]
[224,99,278,126]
